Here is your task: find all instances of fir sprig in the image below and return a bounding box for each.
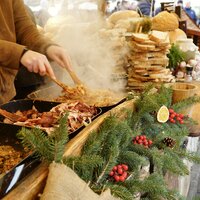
[17,114,69,163]
[172,96,200,112]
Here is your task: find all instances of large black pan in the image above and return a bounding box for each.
[0,123,40,198]
[0,99,102,139]
[27,85,126,111]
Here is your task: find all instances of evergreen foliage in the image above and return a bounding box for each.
[18,85,200,199]
[167,44,186,70]
[17,114,69,163]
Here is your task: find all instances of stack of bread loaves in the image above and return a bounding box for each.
[126,30,175,90]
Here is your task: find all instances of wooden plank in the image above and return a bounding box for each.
[3,100,135,200]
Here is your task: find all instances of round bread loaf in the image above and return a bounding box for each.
[108,10,140,25]
[168,28,187,44]
[152,11,179,31]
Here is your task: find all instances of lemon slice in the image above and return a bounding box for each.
[157,105,169,123]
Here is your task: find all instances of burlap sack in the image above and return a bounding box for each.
[40,162,119,200]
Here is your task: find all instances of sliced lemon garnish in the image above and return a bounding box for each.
[157,105,169,123]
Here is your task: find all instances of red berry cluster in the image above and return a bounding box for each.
[168,109,184,124]
[132,135,153,148]
[109,164,129,182]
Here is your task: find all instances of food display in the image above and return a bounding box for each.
[28,85,126,108]
[3,101,98,134]
[126,30,175,90]
[3,6,200,199]
[56,88,125,107]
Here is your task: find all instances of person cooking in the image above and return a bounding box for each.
[0,0,72,104]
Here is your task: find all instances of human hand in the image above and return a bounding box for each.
[20,50,56,79]
[46,45,73,71]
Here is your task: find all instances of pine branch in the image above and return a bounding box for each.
[172,96,200,112]
[106,184,134,200]
[95,143,120,185]
[17,127,53,162]
[64,155,104,182]
[50,114,69,162]
[163,148,189,176]
[173,148,200,164]
[118,150,147,171]
[17,114,69,163]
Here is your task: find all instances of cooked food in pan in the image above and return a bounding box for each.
[3,101,98,134]
[0,145,30,175]
[56,88,125,107]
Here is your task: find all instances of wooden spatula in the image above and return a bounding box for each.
[66,69,83,85]
[0,108,21,122]
[47,74,70,91]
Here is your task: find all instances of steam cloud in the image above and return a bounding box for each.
[45,9,126,92]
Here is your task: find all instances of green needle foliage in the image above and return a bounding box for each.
[167,44,186,70]
[17,85,200,200]
[17,114,69,163]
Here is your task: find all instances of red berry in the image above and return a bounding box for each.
[109,171,114,176]
[169,109,174,113]
[118,168,123,175]
[179,114,184,118]
[138,139,143,144]
[179,120,184,124]
[176,117,181,121]
[122,164,128,171]
[119,175,125,182]
[170,119,175,123]
[114,175,120,182]
[143,135,146,140]
[176,113,179,117]
[117,165,122,169]
[133,141,137,144]
[139,135,144,140]
[144,141,148,146]
[135,136,139,140]
[122,171,128,178]
[170,114,175,118]
[148,140,153,145]
[113,166,117,171]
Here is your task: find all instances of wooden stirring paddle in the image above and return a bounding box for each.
[0,108,21,122]
[47,74,86,96]
[47,74,69,91]
[66,69,83,85]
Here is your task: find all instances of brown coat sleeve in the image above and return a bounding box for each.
[13,0,55,54]
[0,0,55,70]
[0,39,25,70]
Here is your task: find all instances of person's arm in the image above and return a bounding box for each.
[13,0,54,54]
[13,0,73,78]
[0,39,25,70]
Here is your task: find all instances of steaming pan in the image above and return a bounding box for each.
[0,99,102,139]
[27,85,126,108]
[0,123,40,198]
